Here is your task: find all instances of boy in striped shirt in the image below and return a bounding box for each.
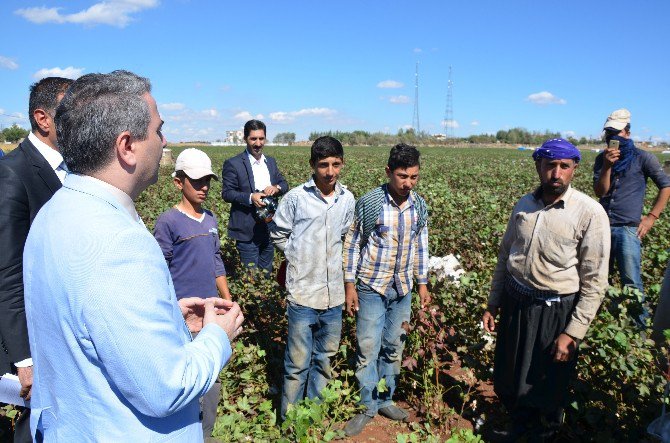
[342,143,430,436]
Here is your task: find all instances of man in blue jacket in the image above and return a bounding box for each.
[222,120,288,272]
[23,70,244,441]
[593,109,670,325]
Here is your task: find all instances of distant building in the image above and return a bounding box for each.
[225,130,244,144]
[433,134,447,141]
[211,129,245,146]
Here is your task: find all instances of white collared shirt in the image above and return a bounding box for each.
[247,151,272,192]
[270,177,356,309]
[28,132,68,184]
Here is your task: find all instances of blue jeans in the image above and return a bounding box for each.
[355,282,412,417]
[281,302,343,419]
[610,226,643,292]
[236,231,274,272]
[611,225,648,325]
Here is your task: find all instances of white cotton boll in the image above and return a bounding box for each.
[428,254,465,286]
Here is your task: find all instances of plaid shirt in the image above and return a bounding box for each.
[344,188,428,296]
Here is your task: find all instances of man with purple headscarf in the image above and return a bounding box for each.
[593,109,670,325]
[483,139,610,441]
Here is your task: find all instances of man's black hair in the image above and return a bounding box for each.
[28,77,73,131]
[243,120,266,139]
[310,136,344,165]
[387,143,420,171]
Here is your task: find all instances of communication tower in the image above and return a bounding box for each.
[444,66,455,140]
[412,62,420,134]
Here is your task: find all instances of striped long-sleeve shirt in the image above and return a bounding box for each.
[343,187,428,296]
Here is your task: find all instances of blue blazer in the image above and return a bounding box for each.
[221,150,288,241]
[24,174,231,441]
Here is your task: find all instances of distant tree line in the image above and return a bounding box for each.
[0,124,30,143]
[309,128,434,146]
[273,132,296,145]
[307,127,606,147]
[490,127,601,146]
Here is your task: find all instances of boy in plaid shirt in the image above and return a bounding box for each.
[342,143,430,436]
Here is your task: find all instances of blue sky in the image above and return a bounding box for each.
[1,0,669,143]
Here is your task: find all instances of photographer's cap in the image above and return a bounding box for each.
[172,148,219,180]
[603,108,631,131]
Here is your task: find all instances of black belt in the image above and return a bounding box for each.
[610,222,639,227]
[505,274,575,302]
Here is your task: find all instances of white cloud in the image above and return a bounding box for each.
[413,48,422,53]
[33,66,84,80]
[202,109,218,118]
[0,56,19,70]
[269,112,289,122]
[159,102,186,111]
[15,0,159,28]
[377,80,404,89]
[400,124,413,130]
[270,107,337,123]
[0,110,26,120]
[233,111,263,121]
[470,120,480,126]
[563,130,576,138]
[442,120,460,129]
[526,91,567,105]
[293,108,335,117]
[389,95,410,104]
[234,111,253,121]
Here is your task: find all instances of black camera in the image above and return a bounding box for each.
[255,196,278,223]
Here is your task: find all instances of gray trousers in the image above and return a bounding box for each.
[201,381,221,437]
[192,331,222,437]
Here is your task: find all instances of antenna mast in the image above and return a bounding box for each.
[444,66,454,140]
[412,62,420,134]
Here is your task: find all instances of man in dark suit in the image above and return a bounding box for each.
[222,120,288,272]
[0,76,73,442]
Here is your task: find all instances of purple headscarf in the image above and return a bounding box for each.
[532,138,581,163]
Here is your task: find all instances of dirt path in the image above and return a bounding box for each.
[340,351,507,442]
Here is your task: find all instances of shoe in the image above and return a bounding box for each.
[378,405,409,422]
[488,427,527,443]
[343,413,374,437]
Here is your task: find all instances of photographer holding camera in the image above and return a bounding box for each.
[222,120,288,272]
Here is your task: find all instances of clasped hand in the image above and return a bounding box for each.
[178,297,245,341]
